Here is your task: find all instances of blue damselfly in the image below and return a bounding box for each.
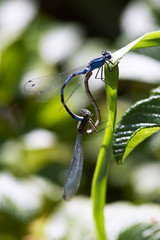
[24,51,117,122]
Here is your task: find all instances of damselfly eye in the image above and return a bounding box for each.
[102,50,112,59]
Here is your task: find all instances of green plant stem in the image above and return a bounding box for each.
[91,31,160,239]
[91,65,119,240]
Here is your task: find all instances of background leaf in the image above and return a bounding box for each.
[113,96,160,163]
[117,222,160,240]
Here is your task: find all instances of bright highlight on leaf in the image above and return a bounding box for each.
[113,96,160,164]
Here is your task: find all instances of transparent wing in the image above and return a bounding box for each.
[24,66,86,102]
[59,75,85,111]
[62,133,83,201]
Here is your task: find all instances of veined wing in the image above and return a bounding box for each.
[62,133,83,201]
[24,66,86,102]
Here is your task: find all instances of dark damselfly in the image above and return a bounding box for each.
[62,108,97,201]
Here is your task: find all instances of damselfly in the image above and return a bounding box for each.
[61,51,115,121]
[24,51,117,121]
[62,108,97,201]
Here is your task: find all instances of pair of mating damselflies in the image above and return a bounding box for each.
[62,72,100,201]
[24,51,118,200]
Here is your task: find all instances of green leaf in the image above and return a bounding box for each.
[113,96,160,164]
[112,31,160,62]
[151,86,160,96]
[91,30,160,240]
[118,222,160,240]
[132,31,160,49]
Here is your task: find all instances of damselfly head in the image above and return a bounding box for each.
[80,108,92,117]
[102,50,112,60]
